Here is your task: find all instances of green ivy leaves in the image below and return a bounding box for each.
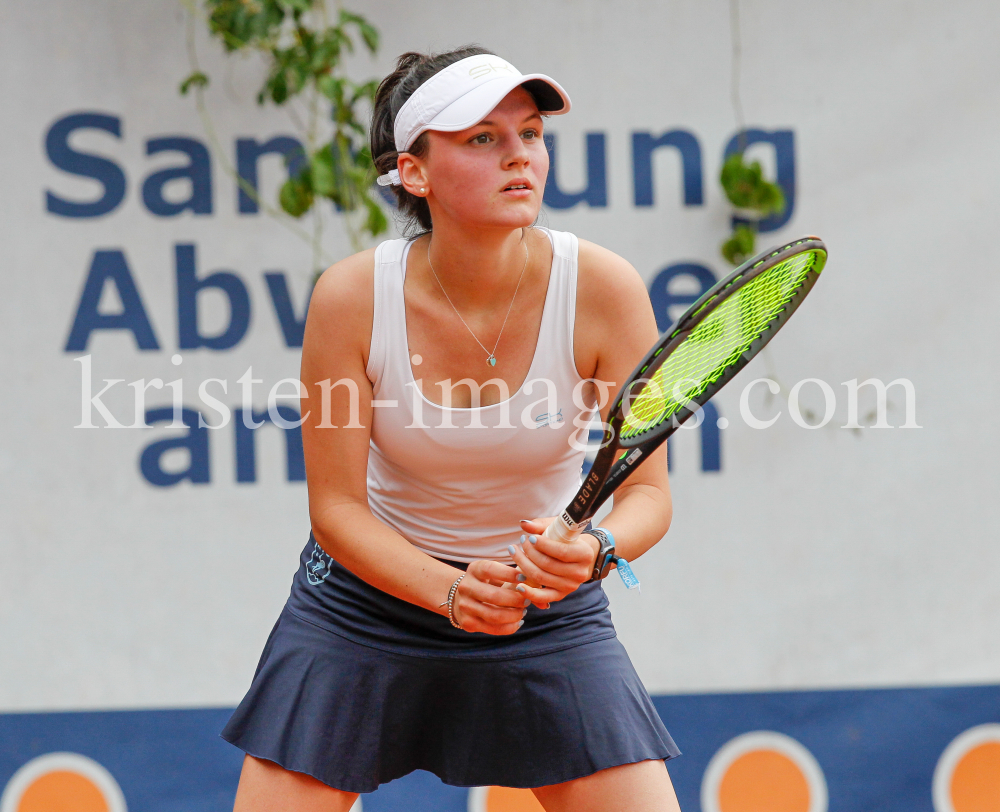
[278,139,386,236]
[719,152,786,265]
[721,224,757,267]
[187,0,387,245]
[179,71,209,95]
[720,152,785,213]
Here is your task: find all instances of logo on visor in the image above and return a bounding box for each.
[468,60,517,80]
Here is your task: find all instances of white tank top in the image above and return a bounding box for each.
[365,228,597,563]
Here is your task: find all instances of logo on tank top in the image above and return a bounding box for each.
[532,408,564,428]
[306,542,333,586]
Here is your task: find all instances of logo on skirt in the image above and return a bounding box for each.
[306,542,333,585]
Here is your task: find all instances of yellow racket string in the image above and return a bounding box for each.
[620,249,822,439]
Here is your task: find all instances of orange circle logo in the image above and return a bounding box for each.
[0,753,127,812]
[701,731,828,812]
[468,785,545,812]
[933,724,1000,812]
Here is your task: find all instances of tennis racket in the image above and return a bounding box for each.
[543,236,828,544]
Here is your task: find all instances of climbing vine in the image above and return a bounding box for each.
[179,0,387,275]
[719,151,786,265]
[722,0,786,265]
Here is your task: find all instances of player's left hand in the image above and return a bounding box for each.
[507,518,600,609]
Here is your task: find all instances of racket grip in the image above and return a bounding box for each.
[543,514,582,543]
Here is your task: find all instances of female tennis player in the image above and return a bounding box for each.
[222,46,682,811]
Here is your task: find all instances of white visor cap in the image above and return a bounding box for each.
[392,55,570,154]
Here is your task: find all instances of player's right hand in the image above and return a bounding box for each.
[451,560,530,635]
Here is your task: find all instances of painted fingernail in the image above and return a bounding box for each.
[522,609,528,618]
[516,573,526,582]
[519,534,526,543]
[507,545,517,556]
[515,584,526,593]
[523,598,531,607]
[517,620,524,628]
[528,535,538,544]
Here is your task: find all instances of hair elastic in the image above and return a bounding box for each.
[376,168,401,187]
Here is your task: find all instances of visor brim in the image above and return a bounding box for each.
[402,73,570,150]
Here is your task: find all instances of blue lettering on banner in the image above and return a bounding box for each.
[648,263,718,333]
[136,405,305,485]
[2,684,998,811]
[64,247,313,353]
[44,111,802,484]
[142,137,213,216]
[42,113,796,221]
[632,130,704,207]
[234,407,306,484]
[543,132,607,209]
[175,244,251,351]
[264,272,312,348]
[235,136,306,214]
[139,407,210,486]
[723,128,796,232]
[64,250,160,351]
[667,401,722,473]
[699,402,722,472]
[45,112,127,218]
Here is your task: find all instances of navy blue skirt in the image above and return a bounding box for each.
[221,534,679,793]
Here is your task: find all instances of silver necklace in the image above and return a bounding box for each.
[426,230,529,367]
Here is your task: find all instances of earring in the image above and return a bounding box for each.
[420,187,426,193]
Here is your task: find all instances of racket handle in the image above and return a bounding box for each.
[543,514,582,543]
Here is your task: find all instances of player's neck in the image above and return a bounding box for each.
[420,221,531,310]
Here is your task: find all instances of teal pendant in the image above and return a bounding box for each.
[488,356,497,367]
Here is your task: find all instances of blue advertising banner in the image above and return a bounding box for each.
[3,684,998,812]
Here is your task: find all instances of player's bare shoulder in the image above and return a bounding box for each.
[576,239,656,333]
[574,239,659,381]
[303,247,378,365]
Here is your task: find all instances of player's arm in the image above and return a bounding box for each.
[512,240,671,601]
[300,251,526,634]
[576,239,673,562]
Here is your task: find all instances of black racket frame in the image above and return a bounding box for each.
[562,236,827,529]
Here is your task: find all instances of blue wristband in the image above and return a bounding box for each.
[593,526,615,548]
[613,558,640,591]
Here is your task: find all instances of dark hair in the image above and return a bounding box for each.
[370,45,494,234]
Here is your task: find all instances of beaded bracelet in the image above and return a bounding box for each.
[441,574,465,629]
